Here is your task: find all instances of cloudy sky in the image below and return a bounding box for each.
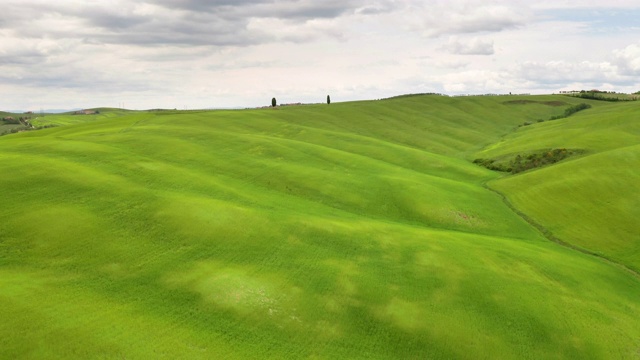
[1,0,639,110]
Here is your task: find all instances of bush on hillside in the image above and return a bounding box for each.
[0,125,29,136]
[549,103,591,120]
[474,148,581,174]
[2,117,20,125]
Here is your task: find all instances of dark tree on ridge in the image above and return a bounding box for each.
[271,97,277,107]
[327,95,331,104]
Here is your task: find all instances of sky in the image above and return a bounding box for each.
[1,0,639,111]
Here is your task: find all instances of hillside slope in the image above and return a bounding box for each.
[1,95,639,359]
[476,100,640,271]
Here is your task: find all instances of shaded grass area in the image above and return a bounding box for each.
[1,95,639,359]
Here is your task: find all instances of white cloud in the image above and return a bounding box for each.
[446,37,494,55]
[531,0,640,10]
[516,60,618,85]
[511,41,640,89]
[246,17,347,43]
[436,69,510,94]
[1,0,640,110]
[406,1,531,37]
[613,43,640,76]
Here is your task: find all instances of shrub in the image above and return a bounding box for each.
[2,117,20,125]
[474,148,581,174]
[549,103,591,120]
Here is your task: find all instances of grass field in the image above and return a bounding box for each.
[27,108,135,127]
[1,95,639,359]
[477,99,640,271]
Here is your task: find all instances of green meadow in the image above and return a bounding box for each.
[1,95,639,359]
[28,108,136,127]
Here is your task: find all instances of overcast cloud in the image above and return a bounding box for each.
[1,0,639,110]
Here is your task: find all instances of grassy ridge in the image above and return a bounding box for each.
[28,108,136,127]
[478,100,640,271]
[1,96,639,358]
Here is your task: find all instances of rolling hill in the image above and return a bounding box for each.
[0,95,638,359]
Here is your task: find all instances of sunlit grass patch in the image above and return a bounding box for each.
[167,261,304,321]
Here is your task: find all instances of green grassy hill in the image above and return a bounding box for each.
[476,100,640,271]
[28,108,136,127]
[1,95,639,359]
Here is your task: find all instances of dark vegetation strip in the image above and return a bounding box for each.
[568,91,640,102]
[548,103,591,120]
[516,102,591,127]
[473,148,582,174]
[484,183,640,279]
